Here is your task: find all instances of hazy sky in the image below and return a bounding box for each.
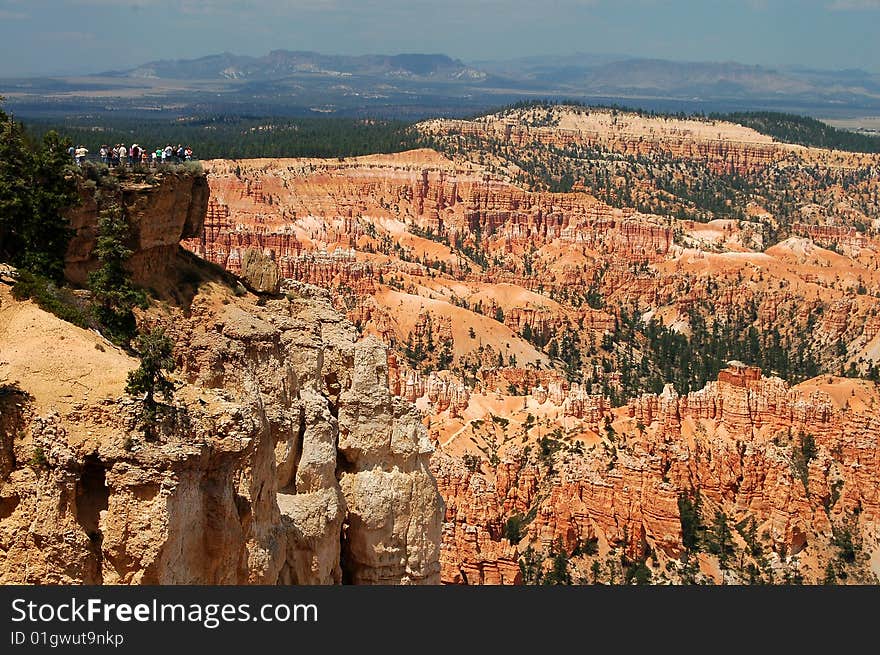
[0,0,877,76]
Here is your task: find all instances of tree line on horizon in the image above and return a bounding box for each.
[25,116,422,161]
[22,104,880,162]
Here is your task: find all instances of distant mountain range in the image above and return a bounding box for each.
[478,55,880,102]
[5,50,880,120]
[103,51,488,83]
[100,50,880,101]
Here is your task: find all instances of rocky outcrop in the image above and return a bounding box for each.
[433,454,522,585]
[0,280,443,585]
[185,156,676,283]
[626,363,833,433]
[65,171,209,288]
[1,171,443,585]
[420,114,785,175]
[240,247,281,293]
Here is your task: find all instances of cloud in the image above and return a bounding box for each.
[827,0,880,9]
[0,9,28,19]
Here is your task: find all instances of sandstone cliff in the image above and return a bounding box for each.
[0,172,443,585]
[177,144,880,584]
[65,171,209,290]
[433,366,880,584]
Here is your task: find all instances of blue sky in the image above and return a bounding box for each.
[0,0,877,76]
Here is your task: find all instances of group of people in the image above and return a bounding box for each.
[68,143,194,167]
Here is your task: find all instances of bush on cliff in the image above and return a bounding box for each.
[88,204,148,345]
[11,269,93,329]
[126,327,176,433]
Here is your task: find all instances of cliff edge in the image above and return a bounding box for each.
[0,170,443,584]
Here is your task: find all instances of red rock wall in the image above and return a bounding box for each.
[435,368,880,584]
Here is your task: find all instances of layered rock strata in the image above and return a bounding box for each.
[0,172,443,585]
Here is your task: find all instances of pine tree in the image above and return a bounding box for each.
[822,562,837,585]
[707,511,734,568]
[519,546,544,585]
[0,106,76,281]
[126,327,176,429]
[22,131,78,280]
[678,492,702,552]
[543,539,572,585]
[88,204,147,344]
[0,109,35,263]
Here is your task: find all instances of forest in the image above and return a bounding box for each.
[717,111,880,153]
[26,116,423,160]
[25,105,880,165]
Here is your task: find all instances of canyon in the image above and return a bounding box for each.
[179,106,880,583]
[3,105,880,584]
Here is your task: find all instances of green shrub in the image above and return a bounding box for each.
[175,161,204,175]
[462,453,481,473]
[81,160,109,182]
[30,446,48,469]
[503,514,524,543]
[12,270,92,328]
[832,524,856,564]
[625,560,652,585]
[538,436,562,464]
[126,327,176,433]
